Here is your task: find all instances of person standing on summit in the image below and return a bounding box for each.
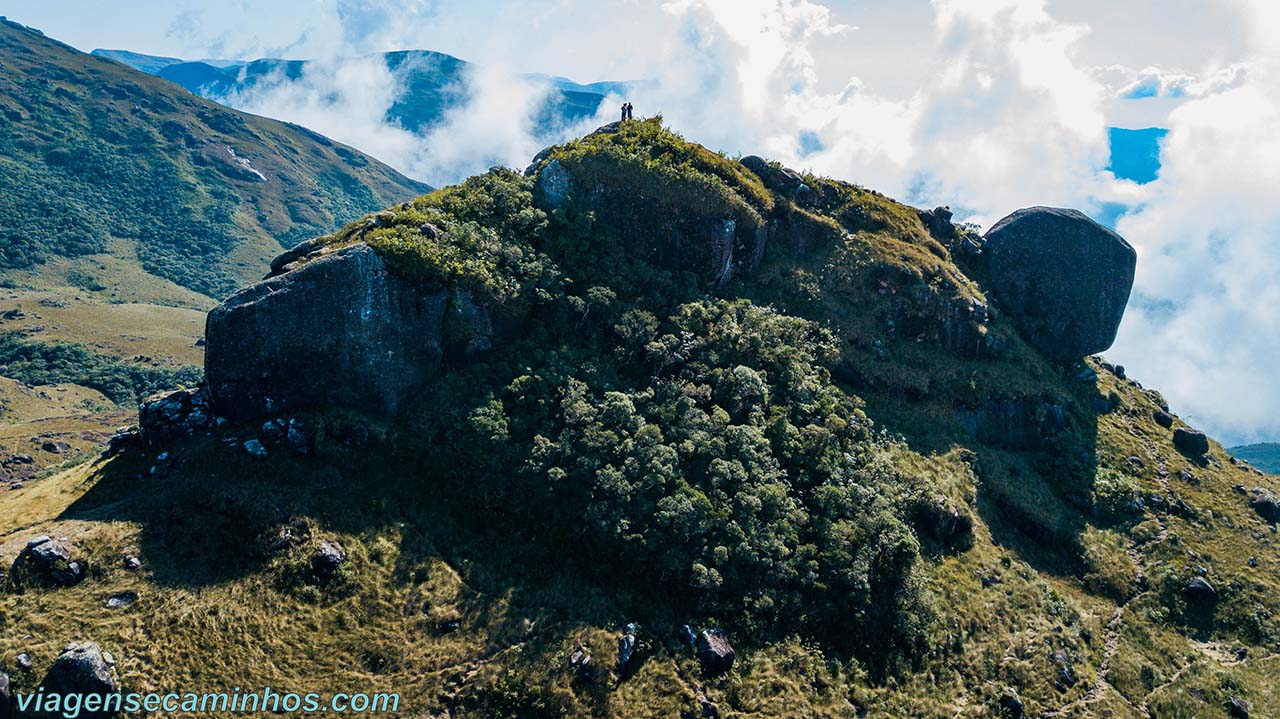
[627,102,634,120]
[621,102,627,122]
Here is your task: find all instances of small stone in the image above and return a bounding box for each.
[1173,428,1210,456]
[697,694,720,718]
[105,591,138,609]
[617,632,637,673]
[1249,492,1280,523]
[123,556,142,571]
[678,624,697,647]
[15,653,32,672]
[998,688,1024,719]
[1051,648,1077,688]
[1226,696,1250,718]
[260,419,285,444]
[1185,576,1217,603]
[694,629,735,675]
[0,669,11,718]
[568,646,592,682]
[285,421,311,454]
[242,439,268,460]
[310,540,345,580]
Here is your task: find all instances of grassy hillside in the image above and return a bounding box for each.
[1229,443,1280,474]
[2,120,1277,718]
[0,18,428,301]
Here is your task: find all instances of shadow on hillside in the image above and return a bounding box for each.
[57,437,644,632]
[859,365,1111,577]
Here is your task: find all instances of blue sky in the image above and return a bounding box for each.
[3,0,1278,446]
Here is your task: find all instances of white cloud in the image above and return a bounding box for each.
[1108,1,1280,444]
[211,52,611,187]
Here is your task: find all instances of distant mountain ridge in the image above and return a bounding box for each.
[1230,443,1280,474]
[1,19,428,300]
[95,47,630,140]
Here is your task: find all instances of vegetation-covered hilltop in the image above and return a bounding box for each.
[2,119,1278,719]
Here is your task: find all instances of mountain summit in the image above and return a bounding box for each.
[1,119,1277,718]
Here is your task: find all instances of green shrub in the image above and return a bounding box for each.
[1093,467,1139,516]
[0,331,202,404]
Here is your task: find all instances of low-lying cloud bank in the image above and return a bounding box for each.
[201,0,1278,446]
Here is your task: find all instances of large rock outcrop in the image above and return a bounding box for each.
[40,642,119,719]
[205,242,490,421]
[984,207,1136,360]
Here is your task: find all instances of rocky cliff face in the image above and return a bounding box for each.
[205,243,490,420]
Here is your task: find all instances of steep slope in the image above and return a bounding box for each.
[0,19,429,301]
[2,120,1277,719]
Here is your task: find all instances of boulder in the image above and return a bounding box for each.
[1050,648,1077,689]
[138,387,214,445]
[616,632,637,674]
[285,420,311,455]
[997,688,1024,719]
[1249,491,1280,523]
[1173,428,1210,456]
[105,428,139,456]
[694,629,735,675]
[105,591,138,609]
[0,670,11,719]
[260,419,285,444]
[242,439,268,461]
[918,206,955,239]
[568,647,592,682]
[205,243,489,421]
[1185,576,1217,603]
[1227,696,1250,718]
[41,643,119,719]
[10,536,84,588]
[984,207,1136,360]
[739,155,769,179]
[266,237,325,279]
[1153,409,1174,428]
[310,540,345,580]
